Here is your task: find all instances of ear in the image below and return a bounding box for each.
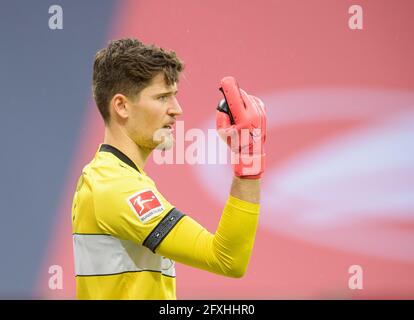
[110,94,129,120]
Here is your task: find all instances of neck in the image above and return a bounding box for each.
[103,125,151,170]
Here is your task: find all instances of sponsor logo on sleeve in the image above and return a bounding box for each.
[127,189,164,223]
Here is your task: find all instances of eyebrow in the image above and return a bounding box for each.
[153,90,178,98]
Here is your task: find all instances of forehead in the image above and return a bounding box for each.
[144,73,177,93]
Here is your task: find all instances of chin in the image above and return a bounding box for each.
[154,136,174,151]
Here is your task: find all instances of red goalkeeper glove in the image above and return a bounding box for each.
[216,76,267,179]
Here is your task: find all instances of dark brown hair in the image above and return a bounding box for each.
[92,38,184,123]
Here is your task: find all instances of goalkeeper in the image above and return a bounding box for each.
[72,38,267,299]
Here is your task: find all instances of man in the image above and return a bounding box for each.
[72,38,267,299]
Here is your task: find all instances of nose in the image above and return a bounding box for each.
[168,96,183,117]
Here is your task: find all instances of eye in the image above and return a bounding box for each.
[158,95,168,102]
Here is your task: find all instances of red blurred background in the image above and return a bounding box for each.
[36,0,414,299]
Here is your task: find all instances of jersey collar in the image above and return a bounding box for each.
[99,144,141,173]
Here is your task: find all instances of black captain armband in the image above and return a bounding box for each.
[143,208,185,252]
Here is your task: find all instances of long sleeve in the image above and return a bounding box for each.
[156,195,260,278]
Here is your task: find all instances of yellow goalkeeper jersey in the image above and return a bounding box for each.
[72,144,260,300]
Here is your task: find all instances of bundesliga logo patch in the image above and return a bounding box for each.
[127,189,164,223]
